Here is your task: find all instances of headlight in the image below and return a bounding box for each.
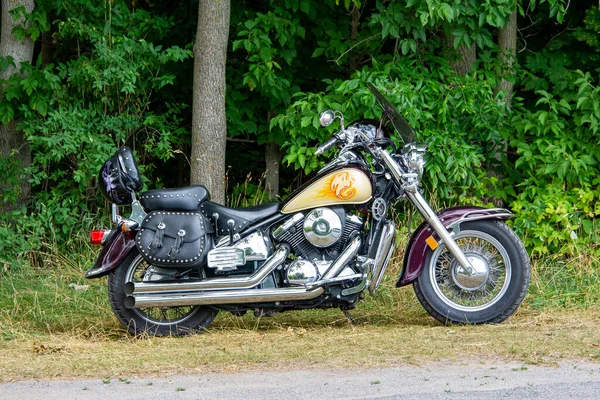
[404,143,428,177]
[408,152,425,177]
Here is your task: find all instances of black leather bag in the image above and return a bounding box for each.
[136,211,212,268]
[99,147,143,205]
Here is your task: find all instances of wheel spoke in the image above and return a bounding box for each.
[429,230,511,312]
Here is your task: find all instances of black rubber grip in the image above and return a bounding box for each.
[315,136,339,155]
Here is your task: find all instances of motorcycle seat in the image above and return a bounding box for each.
[139,185,210,211]
[200,201,281,235]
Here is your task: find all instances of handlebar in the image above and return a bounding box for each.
[315,136,339,155]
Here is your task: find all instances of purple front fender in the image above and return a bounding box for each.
[396,206,513,287]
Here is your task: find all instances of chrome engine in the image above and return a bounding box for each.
[303,207,342,247]
[207,231,273,272]
[273,207,364,285]
[200,207,363,286]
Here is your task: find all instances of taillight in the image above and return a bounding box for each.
[90,229,112,245]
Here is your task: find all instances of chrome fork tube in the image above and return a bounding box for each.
[405,190,473,271]
[379,149,473,272]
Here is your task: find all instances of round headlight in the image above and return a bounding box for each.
[403,143,428,177]
[408,152,425,177]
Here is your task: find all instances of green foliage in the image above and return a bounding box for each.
[273,56,509,203]
[9,4,50,41]
[0,0,596,268]
[0,1,192,260]
[508,4,600,255]
[510,75,600,255]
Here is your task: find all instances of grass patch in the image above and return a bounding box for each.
[1,236,600,382]
[1,308,600,382]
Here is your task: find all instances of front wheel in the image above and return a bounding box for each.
[108,249,217,336]
[413,220,529,324]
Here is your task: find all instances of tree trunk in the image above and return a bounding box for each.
[264,142,281,200]
[190,0,230,205]
[495,9,518,107]
[444,32,476,76]
[1,0,35,213]
[348,5,360,73]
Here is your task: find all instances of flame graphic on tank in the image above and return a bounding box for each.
[281,168,372,214]
[329,172,356,200]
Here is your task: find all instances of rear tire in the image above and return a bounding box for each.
[413,220,529,324]
[108,249,217,336]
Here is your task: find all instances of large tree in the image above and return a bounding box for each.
[0,0,35,213]
[495,9,518,107]
[190,0,231,204]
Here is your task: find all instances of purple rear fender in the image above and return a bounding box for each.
[85,230,136,279]
[396,206,513,287]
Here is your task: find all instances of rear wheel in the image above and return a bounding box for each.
[108,249,217,336]
[413,220,529,324]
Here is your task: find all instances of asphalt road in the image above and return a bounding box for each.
[2,360,600,399]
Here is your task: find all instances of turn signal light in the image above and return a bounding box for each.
[90,229,112,245]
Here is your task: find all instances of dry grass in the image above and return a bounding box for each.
[2,232,600,383]
[2,302,600,383]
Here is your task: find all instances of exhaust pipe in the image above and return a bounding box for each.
[125,287,325,309]
[124,244,290,295]
[321,235,362,279]
[124,236,364,309]
[368,221,395,296]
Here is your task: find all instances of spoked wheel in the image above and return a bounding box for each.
[414,220,529,324]
[108,250,217,336]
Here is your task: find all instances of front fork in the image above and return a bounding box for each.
[405,190,473,274]
[379,150,474,273]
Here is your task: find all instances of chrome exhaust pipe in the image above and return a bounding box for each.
[125,287,325,309]
[368,221,395,295]
[124,244,290,295]
[321,235,362,280]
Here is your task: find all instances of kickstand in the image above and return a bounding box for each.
[343,309,355,324]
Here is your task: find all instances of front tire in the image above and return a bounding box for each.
[413,220,529,324]
[108,249,217,336]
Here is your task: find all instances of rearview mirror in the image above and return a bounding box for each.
[319,110,335,127]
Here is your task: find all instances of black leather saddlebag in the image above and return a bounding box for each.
[136,211,213,268]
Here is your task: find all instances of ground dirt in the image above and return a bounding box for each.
[2,359,600,399]
[1,308,600,383]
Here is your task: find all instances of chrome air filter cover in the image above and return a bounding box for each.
[303,207,343,248]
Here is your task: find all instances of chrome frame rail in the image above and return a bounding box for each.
[368,220,395,296]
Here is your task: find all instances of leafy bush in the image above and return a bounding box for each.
[272,55,510,204]
[0,2,192,261]
[508,6,600,256]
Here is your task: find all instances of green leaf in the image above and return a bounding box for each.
[298,153,306,168]
[440,3,454,21]
[300,116,311,128]
[381,22,389,39]
[401,40,410,55]
[37,97,48,116]
[300,1,310,14]
[312,47,325,58]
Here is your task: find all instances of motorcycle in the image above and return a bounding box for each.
[86,83,530,336]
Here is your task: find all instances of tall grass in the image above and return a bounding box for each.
[2,220,600,342]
